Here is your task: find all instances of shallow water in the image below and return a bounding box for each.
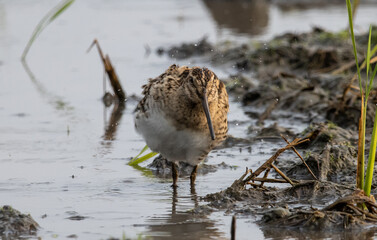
[1,1,377,239]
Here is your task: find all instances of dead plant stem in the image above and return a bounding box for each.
[281,135,317,180]
[271,163,295,186]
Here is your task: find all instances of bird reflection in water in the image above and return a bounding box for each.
[202,0,269,36]
[145,186,225,240]
[102,98,125,142]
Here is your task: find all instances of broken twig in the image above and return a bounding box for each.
[243,138,309,184]
[271,163,295,186]
[259,168,271,187]
[281,135,317,180]
[88,39,126,102]
[254,177,289,183]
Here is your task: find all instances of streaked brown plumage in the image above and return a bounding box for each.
[134,64,229,186]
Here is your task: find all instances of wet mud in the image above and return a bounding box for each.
[156,26,377,234]
[0,205,39,239]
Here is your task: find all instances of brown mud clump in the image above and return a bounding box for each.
[156,37,214,59]
[0,205,39,238]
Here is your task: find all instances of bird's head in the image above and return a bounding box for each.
[179,67,218,140]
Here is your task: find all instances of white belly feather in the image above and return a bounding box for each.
[135,107,211,166]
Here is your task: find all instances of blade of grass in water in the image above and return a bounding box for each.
[128,145,158,166]
[128,152,158,166]
[130,145,149,162]
[21,0,75,60]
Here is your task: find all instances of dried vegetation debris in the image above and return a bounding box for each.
[0,205,39,238]
[282,122,358,183]
[262,189,377,231]
[156,37,214,59]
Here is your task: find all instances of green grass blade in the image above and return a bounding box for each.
[372,45,377,59]
[360,44,377,70]
[364,109,377,196]
[346,0,363,96]
[50,0,75,21]
[361,102,366,189]
[361,44,377,67]
[128,152,158,166]
[129,145,150,163]
[21,0,75,60]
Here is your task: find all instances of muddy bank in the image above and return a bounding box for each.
[198,122,377,231]
[156,27,377,233]
[0,205,39,239]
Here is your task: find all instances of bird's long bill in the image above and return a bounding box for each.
[201,89,215,140]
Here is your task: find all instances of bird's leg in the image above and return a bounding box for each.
[190,165,198,186]
[171,161,178,187]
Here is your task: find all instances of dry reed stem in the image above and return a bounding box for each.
[243,138,309,184]
[259,168,271,187]
[331,56,377,75]
[281,135,318,180]
[331,60,359,75]
[254,177,289,183]
[356,95,365,190]
[271,163,295,186]
[88,39,126,102]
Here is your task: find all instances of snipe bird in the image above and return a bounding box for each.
[134,64,229,187]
